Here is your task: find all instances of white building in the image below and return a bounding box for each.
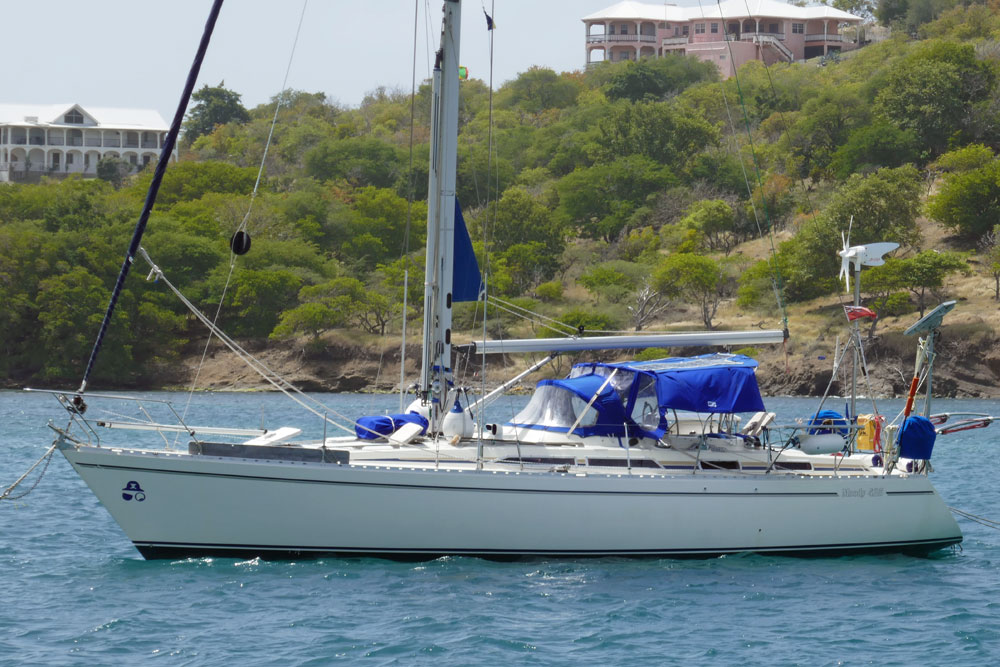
[0,103,176,183]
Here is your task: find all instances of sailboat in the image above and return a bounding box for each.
[40,0,966,559]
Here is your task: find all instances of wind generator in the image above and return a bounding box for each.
[836,221,899,423]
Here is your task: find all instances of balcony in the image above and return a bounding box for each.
[741,32,786,41]
[141,140,158,149]
[806,34,846,42]
[124,140,139,148]
[85,138,102,147]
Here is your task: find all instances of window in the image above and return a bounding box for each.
[64,109,83,124]
[659,22,667,28]
[66,153,74,165]
[608,24,615,35]
[620,24,629,35]
[711,23,718,34]
[769,23,779,33]
[792,23,804,34]
[682,25,689,36]
[695,23,705,34]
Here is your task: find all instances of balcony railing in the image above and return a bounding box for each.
[104,139,121,147]
[29,137,45,145]
[740,32,786,41]
[48,138,65,146]
[124,140,139,148]
[805,34,846,42]
[85,138,102,147]
[141,141,158,148]
[591,33,658,43]
[662,36,689,45]
[66,137,84,146]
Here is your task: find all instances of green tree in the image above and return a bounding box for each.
[304,136,404,189]
[787,165,923,298]
[601,56,717,102]
[96,157,132,188]
[476,186,565,256]
[927,160,1000,239]
[898,250,968,316]
[933,144,995,174]
[652,253,727,329]
[677,199,738,254]
[224,269,303,338]
[874,41,995,156]
[496,67,581,113]
[35,267,132,382]
[139,161,258,208]
[595,100,718,169]
[557,155,675,242]
[579,263,635,304]
[546,308,620,337]
[183,82,250,144]
[978,224,1000,301]
[501,242,558,294]
[828,121,919,180]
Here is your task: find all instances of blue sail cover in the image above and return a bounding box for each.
[453,201,483,302]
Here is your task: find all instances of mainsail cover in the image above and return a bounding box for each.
[453,201,482,302]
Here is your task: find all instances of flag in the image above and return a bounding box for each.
[484,9,495,30]
[844,305,877,321]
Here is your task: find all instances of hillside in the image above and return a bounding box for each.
[4,6,1000,397]
[163,206,1000,398]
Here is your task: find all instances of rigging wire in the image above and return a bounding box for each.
[177,0,311,435]
[397,0,424,411]
[138,249,372,436]
[688,0,790,370]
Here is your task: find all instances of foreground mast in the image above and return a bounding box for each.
[419,0,462,430]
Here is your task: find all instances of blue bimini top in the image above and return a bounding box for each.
[510,353,765,440]
[587,353,765,413]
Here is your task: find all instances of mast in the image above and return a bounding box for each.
[419,0,462,429]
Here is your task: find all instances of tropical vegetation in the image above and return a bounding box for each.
[4,4,1000,387]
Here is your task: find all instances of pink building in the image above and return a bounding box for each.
[583,0,864,78]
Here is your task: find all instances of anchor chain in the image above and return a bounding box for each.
[0,442,58,502]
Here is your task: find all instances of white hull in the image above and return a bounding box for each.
[59,442,962,559]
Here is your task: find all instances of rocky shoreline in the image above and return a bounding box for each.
[152,332,1000,399]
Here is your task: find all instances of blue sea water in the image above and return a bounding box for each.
[2,390,1000,666]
